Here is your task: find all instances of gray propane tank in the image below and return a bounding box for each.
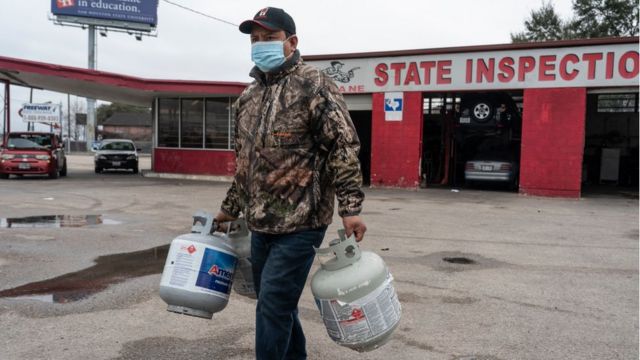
[159,211,239,319]
[228,219,256,299]
[311,230,401,352]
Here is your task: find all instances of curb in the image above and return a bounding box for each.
[142,171,233,183]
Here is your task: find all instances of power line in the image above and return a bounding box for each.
[161,0,238,27]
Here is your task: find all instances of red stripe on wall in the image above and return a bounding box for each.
[154,148,236,176]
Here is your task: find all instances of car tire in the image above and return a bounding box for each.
[60,160,67,177]
[0,173,9,179]
[49,169,59,179]
[470,99,494,124]
[95,167,102,174]
[132,167,139,174]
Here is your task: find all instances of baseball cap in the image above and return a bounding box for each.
[239,7,296,35]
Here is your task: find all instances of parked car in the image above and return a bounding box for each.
[464,137,520,189]
[464,138,519,188]
[91,140,102,152]
[458,92,521,129]
[0,132,67,179]
[94,139,139,174]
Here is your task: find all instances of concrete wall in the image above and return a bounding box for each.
[154,148,235,176]
[370,91,423,187]
[520,87,587,197]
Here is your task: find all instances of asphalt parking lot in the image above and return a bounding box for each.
[0,154,638,360]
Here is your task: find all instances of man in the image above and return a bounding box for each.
[214,7,367,360]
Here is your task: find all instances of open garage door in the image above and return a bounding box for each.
[582,91,639,197]
[349,110,372,185]
[421,91,522,191]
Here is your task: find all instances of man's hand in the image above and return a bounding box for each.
[343,216,367,242]
[214,211,237,232]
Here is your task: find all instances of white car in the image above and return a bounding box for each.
[94,139,139,174]
[465,151,518,189]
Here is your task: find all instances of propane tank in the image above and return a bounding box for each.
[228,219,256,299]
[159,211,239,319]
[311,230,401,352]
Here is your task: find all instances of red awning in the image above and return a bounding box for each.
[0,56,247,106]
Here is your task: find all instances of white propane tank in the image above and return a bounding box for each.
[311,230,401,352]
[228,219,256,299]
[159,211,239,319]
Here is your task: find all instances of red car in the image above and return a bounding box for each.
[0,132,67,179]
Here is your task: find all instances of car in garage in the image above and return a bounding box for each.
[464,138,519,189]
[0,132,67,179]
[94,139,139,174]
[464,151,519,190]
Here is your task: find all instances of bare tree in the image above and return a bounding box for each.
[62,98,86,141]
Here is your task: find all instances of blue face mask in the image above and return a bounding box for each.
[251,40,286,72]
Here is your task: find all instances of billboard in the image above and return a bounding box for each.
[51,0,158,31]
[19,103,62,124]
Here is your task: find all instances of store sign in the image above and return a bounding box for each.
[308,43,639,93]
[51,0,158,27]
[19,103,62,124]
[384,92,403,121]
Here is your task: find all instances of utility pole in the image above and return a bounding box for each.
[67,93,71,153]
[86,25,96,151]
[3,81,10,144]
[1,81,6,142]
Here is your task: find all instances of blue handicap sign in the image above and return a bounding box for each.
[384,98,403,111]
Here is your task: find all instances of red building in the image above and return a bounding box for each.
[1,36,638,197]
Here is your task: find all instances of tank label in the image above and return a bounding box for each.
[196,248,237,295]
[315,275,401,345]
[160,238,237,299]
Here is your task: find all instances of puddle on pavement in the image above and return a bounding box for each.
[0,245,168,303]
[0,215,122,228]
[389,251,509,273]
[443,257,477,265]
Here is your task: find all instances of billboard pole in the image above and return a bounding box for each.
[29,88,33,131]
[86,24,96,151]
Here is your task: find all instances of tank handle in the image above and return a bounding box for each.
[191,210,215,235]
[314,229,362,271]
[227,218,249,238]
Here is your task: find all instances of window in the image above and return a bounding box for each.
[157,99,179,147]
[206,98,232,149]
[597,94,638,113]
[100,141,135,151]
[8,133,52,148]
[157,97,236,149]
[423,97,460,115]
[181,99,204,148]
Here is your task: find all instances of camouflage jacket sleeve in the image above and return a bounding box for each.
[220,180,242,218]
[311,79,365,217]
[220,99,242,218]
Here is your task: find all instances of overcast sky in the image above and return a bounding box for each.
[1,0,575,132]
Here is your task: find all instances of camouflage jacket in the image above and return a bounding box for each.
[220,51,364,234]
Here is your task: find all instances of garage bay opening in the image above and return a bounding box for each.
[421,91,523,191]
[349,110,372,185]
[582,92,639,197]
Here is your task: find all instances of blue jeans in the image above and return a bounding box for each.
[251,227,327,360]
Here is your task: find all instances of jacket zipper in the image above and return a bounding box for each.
[246,86,273,224]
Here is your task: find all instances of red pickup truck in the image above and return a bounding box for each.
[0,132,67,179]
